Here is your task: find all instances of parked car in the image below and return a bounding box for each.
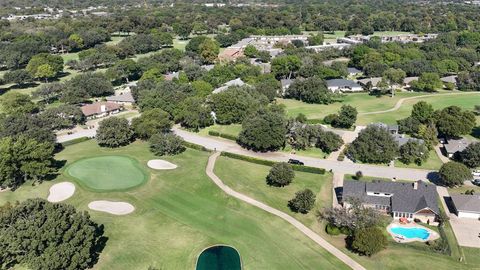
[288,159,304,165]
[472,179,480,186]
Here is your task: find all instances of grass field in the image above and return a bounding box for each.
[214,156,479,270]
[0,140,349,270]
[198,124,243,138]
[279,92,480,125]
[65,155,148,192]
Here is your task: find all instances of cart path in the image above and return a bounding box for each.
[359,91,480,115]
[206,152,366,270]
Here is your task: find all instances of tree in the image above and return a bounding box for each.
[0,92,38,115]
[399,140,429,165]
[348,125,399,163]
[32,82,63,103]
[253,74,280,101]
[35,64,55,82]
[410,73,443,92]
[238,106,287,152]
[105,59,140,83]
[140,68,165,83]
[285,77,332,104]
[209,87,263,124]
[68,33,84,50]
[0,136,56,189]
[149,133,185,156]
[288,189,316,214]
[61,73,114,104]
[256,50,271,63]
[199,38,220,64]
[96,117,133,147]
[307,33,324,46]
[3,69,33,86]
[271,55,302,79]
[435,106,476,138]
[351,227,387,256]
[26,53,63,78]
[439,162,472,187]
[411,101,434,124]
[383,68,406,96]
[185,36,209,54]
[174,97,213,131]
[458,142,480,168]
[332,105,357,129]
[173,23,192,39]
[191,80,213,97]
[0,199,105,270]
[38,104,85,130]
[131,109,172,139]
[316,131,344,154]
[266,162,295,187]
[243,44,258,58]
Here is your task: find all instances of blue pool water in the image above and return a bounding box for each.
[390,226,430,240]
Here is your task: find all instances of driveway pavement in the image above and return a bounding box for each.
[436,186,480,248]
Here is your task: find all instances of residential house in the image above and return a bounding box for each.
[357,77,382,89]
[403,76,419,88]
[443,137,471,158]
[347,67,362,76]
[212,78,246,94]
[343,180,439,224]
[106,91,135,105]
[326,79,363,93]
[440,75,457,86]
[81,102,122,119]
[372,123,399,135]
[451,194,480,219]
[372,123,424,146]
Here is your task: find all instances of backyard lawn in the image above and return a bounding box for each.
[0,140,348,270]
[394,150,444,170]
[213,156,479,270]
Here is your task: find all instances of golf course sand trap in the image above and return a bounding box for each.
[88,201,135,215]
[47,182,76,202]
[147,159,178,170]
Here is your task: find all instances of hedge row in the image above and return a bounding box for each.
[208,130,238,141]
[183,141,211,152]
[61,137,91,147]
[220,152,325,174]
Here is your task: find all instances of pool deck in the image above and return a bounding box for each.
[387,222,440,243]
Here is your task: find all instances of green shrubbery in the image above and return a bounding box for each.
[208,130,238,141]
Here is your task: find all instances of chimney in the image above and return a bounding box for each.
[413,181,418,190]
[100,104,106,112]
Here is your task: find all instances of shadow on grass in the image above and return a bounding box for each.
[471,126,480,139]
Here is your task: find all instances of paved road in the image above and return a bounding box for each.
[174,127,436,181]
[359,91,480,115]
[206,152,366,270]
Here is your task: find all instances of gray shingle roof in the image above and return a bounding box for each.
[444,138,471,154]
[326,79,361,88]
[106,91,135,103]
[212,78,246,94]
[451,194,480,213]
[343,180,439,214]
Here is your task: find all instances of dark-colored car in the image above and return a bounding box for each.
[288,159,304,165]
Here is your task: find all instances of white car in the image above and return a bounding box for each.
[472,170,480,177]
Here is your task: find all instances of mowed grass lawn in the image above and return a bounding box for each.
[279,92,480,126]
[394,149,444,170]
[213,156,478,270]
[0,140,348,270]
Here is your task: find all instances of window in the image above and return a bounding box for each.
[374,192,380,195]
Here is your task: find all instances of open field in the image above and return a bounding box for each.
[214,156,479,270]
[0,140,348,270]
[279,91,480,125]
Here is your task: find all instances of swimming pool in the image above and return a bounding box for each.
[389,226,430,240]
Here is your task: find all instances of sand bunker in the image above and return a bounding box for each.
[88,200,135,215]
[47,182,76,202]
[147,159,178,170]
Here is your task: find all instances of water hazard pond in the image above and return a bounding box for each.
[196,245,241,270]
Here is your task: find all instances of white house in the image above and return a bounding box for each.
[326,79,363,93]
[451,194,480,219]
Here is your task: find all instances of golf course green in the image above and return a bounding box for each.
[65,155,148,191]
[196,245,241,270]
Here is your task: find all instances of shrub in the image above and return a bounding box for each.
[351,226,387,256]
[149,133,186,156]
[288,188,316,214]
[96,117,133,148]
[266,162,295,187]
[326,223,341,235]
[355,171,363,180]
[61,136,91,147]
[323,114,338,125]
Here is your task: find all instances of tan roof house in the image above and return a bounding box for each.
[81,102,122,119]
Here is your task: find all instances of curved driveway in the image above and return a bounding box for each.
[206,152,366,270]
[174,127,436,181]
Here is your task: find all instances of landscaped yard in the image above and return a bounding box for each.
[394,150,444,170]
[0,140,349,270]
[213,156,479,270]
[198,124,243,138]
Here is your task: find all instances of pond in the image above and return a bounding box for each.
[196,245,241,270]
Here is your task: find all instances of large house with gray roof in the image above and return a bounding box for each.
[326,79,363,93]
[451,194,480,219]
[343,180,439,224]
